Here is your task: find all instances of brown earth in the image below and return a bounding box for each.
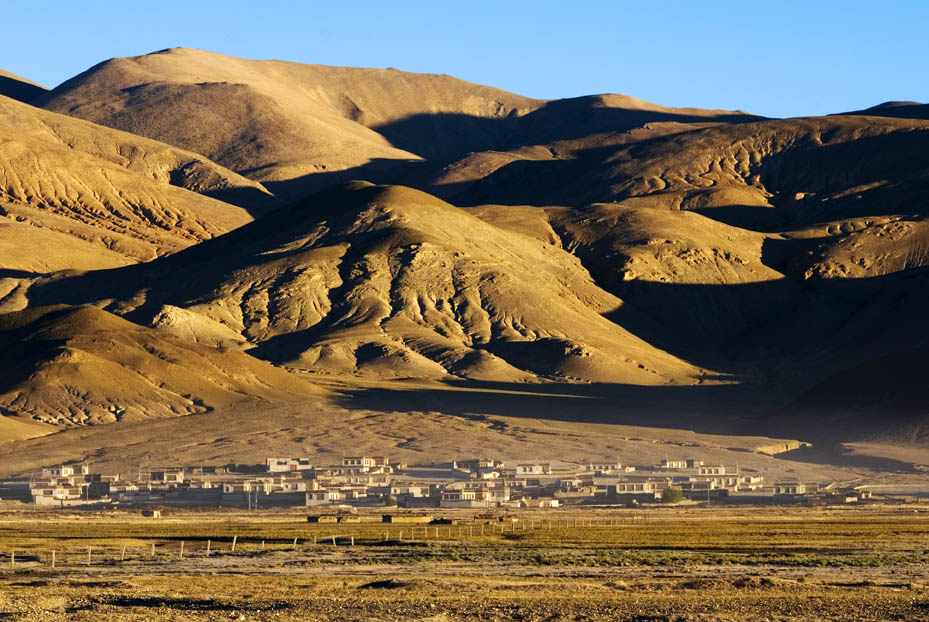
[0,305,320,441]
[0,50,925,464]
[0,94,278,277]
[0,67,47,103]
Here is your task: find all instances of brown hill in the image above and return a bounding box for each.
[0,94,277,277]
[0,305,321,436]
[36,48,536,194]
[787,343,929,444]
[6,50,929,453]
[837,101,929,121]
[37,48,761,199]
[23,182,707,385]
[0,67,47,103]
[429,115,929,212]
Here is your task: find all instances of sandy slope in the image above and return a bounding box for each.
[0,305,321,432]
[0,95,278,275]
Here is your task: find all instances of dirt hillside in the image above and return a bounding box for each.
[0,50,926,454]
[22,183,707,385]
[0,94,280,280]
[0,67,47,103]
[0,305,321,438]
[37,48,760,199]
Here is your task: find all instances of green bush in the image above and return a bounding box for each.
[661,487,684,503]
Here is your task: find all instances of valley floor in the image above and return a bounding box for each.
[0,507,928,620]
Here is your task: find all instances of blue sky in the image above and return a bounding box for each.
[4,1,927,118]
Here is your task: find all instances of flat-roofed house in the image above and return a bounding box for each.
[41,464,89,479]
[516,463,552,476]
[774,481,807,496]
[697,465,740,476]
[150,469,185,484]
[266,458,312,473]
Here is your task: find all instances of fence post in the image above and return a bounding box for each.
[87,547,92,566]
[231,536,237,552]
[151,543,155,557]
[207,540,211,555]
[180,542,185,559]
[351,536,355,546]
[293,537,298,549]
[51,550,56,569]
[331,535,336,546]
[120,546,126,561]
[10,550,14,569]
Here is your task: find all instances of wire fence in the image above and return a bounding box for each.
[0,515,651,571]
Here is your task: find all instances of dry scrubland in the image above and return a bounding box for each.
[1,507,928,620]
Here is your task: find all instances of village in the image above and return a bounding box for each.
[0,455,880,511]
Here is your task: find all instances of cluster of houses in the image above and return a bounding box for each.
[20,455,875,509]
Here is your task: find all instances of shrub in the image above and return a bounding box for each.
[661,487,684,503]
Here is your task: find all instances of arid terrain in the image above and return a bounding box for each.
[1,507,929,621]
[1,45,929,622]
[0,47,927,473]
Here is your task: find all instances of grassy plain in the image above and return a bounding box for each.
[1,506,928,620]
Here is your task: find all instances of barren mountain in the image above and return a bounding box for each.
[788,343,929,444]
[37,48,761,199]
[0,305,320,439]
[0,51,927,457]
[0,67,47,103]
[36,48,536,193]
[838,101,929,121]
[0,94,278,276]
[22,182,707,385]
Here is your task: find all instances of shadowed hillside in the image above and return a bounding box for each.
[37,48,762,200]
[0,50,925,458]
[21,183,708,386]
[0,67,47,103]
[0,305,320,437]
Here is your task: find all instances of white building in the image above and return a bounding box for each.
[774,482,807,496]
[305,485,368,506]
[515,463,551,476]
[587,461,622,473]
[697,465,740,476]
[266,458,312,473]
[40,464,89,478]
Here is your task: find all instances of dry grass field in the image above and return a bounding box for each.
[1,506,928,620]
